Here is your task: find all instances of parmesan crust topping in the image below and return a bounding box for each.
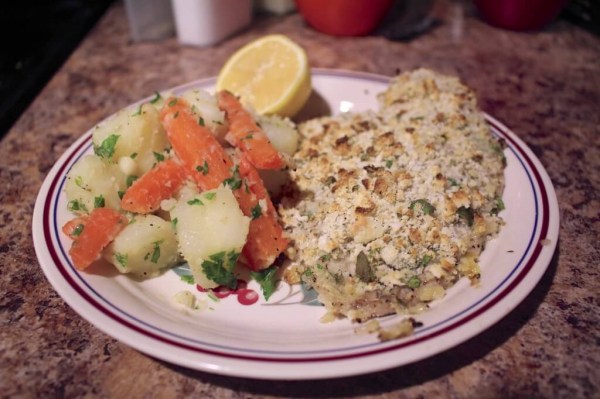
[279,69,506,323]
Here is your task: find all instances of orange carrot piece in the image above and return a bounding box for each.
[121,158,186,214]
[238,155,289,270]
[217,90,285,170]
[161,97,234,190]
[238,155,280,219]
[62,216,88,240]
[68,208,128,270]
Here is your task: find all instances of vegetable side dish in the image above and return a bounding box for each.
[62,88,298,297]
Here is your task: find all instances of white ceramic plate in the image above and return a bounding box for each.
[32,69,559,380]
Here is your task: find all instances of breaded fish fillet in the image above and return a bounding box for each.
[279,69,505,322]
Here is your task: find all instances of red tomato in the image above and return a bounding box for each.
[295,0,394,36]
[474,0,568,31]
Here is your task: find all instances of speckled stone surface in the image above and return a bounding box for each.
[1,1,598,398]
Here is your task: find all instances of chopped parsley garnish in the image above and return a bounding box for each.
[222,165,242,190]
[68,199,87,213]
[115,252,128,268]
[319,253,331,262]
[126,175,138,188]
[74,176,85,188]
[250,266,278,301]
[150,91,161,104]
[118,190,125,199]
[407,276,421,289]
[409,199,435,216]
[150,241,162,263]
[72,224,84,237]
[168,98,177,107]
[385,159,393,168]
[491,142,504,154]
[180,275,195,284]
[198,116,205,126]
[153,151,165,162]
[250,204,262,220]
[324,176,336,186]
[448,178,459,187]
[207,292,219,302]
[196,161,209,175]
[491,198,505,215]
[131,104,142,116]
[187,198,204,206]
[201,250,239,288]
[457,206,474,226]
[332,271,344,284]
[419,254,433,268]
[94,134,119,159]
[94,195,105,208]
[204,192,216,201]
[130,152,138,159]
[171,217,178,229]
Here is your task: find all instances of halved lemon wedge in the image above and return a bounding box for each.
[216,35,311,118]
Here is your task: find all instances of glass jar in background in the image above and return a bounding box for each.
[124,0,175,41]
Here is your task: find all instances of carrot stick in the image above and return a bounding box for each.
[121,158,186,214]
[62,216,88,240]
[238,155,288,270]
[217,90,285,170]
[68,208,128,270]
[161,97,234,190]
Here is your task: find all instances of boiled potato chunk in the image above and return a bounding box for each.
[259,115,298,156]
[181,89,227,140]
[65,154,126,214]
[92,103,169,174]
[104,214,179,276]
[170,187,250,288]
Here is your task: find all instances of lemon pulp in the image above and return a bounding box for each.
[216,35,311,117]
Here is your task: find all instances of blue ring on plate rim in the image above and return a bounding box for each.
[42,70,551,362]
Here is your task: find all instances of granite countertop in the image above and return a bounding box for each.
[1,1,598,397]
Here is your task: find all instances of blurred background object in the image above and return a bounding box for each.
[124,0,174,41]
[474,0,568,31]
[0,0,114,138]
[255,0,296,15]
[171,0,253,46]
[562,0,600,35]
[294,0,394,36]
[376,0,437,40]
